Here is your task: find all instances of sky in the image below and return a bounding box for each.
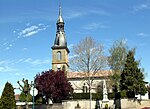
[0,0,150,95]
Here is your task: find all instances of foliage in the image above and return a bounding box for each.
[72,92,127,100]
[120,90,127,98]
[70,36,107,93]
[0,98,2,109]
[35,70,72,103]
[72,93,103,100]
[120,49,147,97]
[108,39,128,92]
[105,103,108,109]
[108,39,128,72]
[0,82,16,109]
[19,92,32,102]
[35,95,43,104]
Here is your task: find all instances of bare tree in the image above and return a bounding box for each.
[70,36,107,100]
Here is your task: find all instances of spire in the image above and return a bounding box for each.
[53,4,67,47]
[57,3,64,23]
[59,3,62,16]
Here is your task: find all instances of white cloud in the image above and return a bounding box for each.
[5,47,10,50]
[18,24,48,38]
[0,66,18,73]
[65,8,109,19]
[26,23,30,26]
[66,11,83,19]
[133,2,150,12]
[0,60,9,65]
[137,32,147,37]
[83,22,109,30]
[29,59,50,66]
[23,58,50,66]
[15,72,25,76]
[24,58,32,63]
[22,48,28,51]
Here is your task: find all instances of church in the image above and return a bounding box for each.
[51,5,112,93]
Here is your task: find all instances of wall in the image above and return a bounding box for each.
[63,99,150,109]
[69,79,105,93]
[16,99,150,109]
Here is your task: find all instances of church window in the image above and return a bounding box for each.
[57,51,61,60]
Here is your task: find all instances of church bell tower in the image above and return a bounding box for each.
[51,5,70,72]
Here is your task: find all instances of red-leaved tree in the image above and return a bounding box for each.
[35,70,72,103]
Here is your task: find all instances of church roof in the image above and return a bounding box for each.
[54,31,67,47]
[67,70,113,79]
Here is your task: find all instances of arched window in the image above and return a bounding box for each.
[57,51,61,60]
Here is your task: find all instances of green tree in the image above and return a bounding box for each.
[120,49,147,97]
[108,39,128,92]
[0,98,2,109]
[19,92,32,102]
[0,82,16,109]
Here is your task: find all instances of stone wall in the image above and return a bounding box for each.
[17,99,150,109]
[63,99,150,109]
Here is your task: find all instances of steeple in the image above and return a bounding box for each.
[51,4,70,72]
[53,4,67,47]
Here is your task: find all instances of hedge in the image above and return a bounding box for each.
[72,91,128,100]
[72,93,103,100]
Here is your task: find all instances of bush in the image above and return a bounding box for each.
[108,93,115,99]
[72,91,128,100]
[120,90,127,98]
[127,91,135,98]
[105,104,108,109]
[0,82,16,109]
[19,92,32,102]
[72,93,103,100]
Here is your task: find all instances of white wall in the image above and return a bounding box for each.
[69,79,105,93]
[135,92,149,100]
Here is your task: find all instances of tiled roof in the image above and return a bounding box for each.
[67,70,113,79]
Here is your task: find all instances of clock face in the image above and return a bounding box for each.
[57,64,61,69]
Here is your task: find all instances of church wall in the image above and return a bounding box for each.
[68,78,106,93]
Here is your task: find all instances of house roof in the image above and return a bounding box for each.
[67,70,113,79]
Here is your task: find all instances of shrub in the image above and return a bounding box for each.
[19,92,32,102]
[108,93,115,99]
[72,93,103,100]
[105,104,108,109]
[120,90,127,98]
[0,82,16,109]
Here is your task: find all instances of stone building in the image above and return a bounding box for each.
[52,5,111,93]
[51,5,69,72]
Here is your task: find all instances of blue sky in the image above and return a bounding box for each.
[0,0,150,94]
